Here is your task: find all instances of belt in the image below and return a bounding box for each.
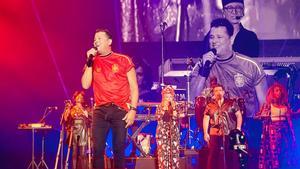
[95,103,126,111]
[95,102,115,109]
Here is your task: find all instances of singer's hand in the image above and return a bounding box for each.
[204,133,210,145]
[86,48,98,67]
[86,48,98,59]
[202,50,216,64]
[123,110,136,128]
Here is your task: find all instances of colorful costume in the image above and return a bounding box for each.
[258,104,295,169]
[156,86,181,169]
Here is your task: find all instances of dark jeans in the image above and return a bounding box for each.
[92,104,127,169]
[207,135,239,169]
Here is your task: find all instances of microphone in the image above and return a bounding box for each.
[210,48,217,55]
[168,101,173,113]
[235,16,242,20]
[203,48,217,67]
[87,47,97,67]
[47,106,58,110]
[89,47,98,58]
[160,22,167,31]
[198,48,216,77]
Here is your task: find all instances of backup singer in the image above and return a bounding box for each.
[63,91,91,169]
[203,84,242,169]
[155,86,182,169]
[258,82,296,169]
[81,28,138,169]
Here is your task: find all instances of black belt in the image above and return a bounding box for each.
[95,103,126,111]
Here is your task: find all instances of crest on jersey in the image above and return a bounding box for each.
[234,73,245,87]
[95,67,101,72]
[112,64,119,73]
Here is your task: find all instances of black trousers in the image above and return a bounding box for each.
[207,135,239,169]
[92,104,127,169]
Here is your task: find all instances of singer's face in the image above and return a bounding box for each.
[94,32,112,54]
[74,93,84,104]
[209,27,232,57]
[163,93,174,102]
[223,2,244,24]
[273,86,282,100]
[213,86,225,100]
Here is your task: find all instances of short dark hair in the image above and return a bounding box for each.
[210,18,234,37]
[212,83,224,91]
[95,28,112,39]
[222,0,244,7]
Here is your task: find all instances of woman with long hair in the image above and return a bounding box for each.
[258,82,296,169]
[156,86,183,169]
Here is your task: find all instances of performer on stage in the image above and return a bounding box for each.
[203,83,242,169]
[63,91,91,169]
[203,0,259,57]
[156,86,183,169]
[81,28,139,169]
[258,82,296,169]
[191,18,267,168]
[191,17,267,118]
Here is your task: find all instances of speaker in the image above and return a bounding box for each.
[126,157,156,169]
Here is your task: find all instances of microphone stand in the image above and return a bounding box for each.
[160,22,167,88]
[218,112,227,169]
[39,107,55,123]
[185,59,194,147]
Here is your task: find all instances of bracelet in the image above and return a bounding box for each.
[199,66,210,78]
[129,105,137,111]
[86,58,93,67]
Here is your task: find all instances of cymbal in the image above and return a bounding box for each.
[137,102,160,107]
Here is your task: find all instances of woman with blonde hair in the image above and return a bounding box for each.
[156,86,183,169]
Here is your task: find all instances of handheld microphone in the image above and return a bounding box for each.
[87,47,98,67]
[89,47,98,58]
[210,48,217,55]
[160,22,167,31]
[204,48,217,67]
[168,101,173,113]
[235,16,242,20]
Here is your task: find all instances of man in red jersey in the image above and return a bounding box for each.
[81,28,138,169]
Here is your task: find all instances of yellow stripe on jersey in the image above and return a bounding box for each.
[236,54,262,75]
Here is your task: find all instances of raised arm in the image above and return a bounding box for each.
[190,76,207,100]
[81,48,97,89]
[81,67,93,89]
